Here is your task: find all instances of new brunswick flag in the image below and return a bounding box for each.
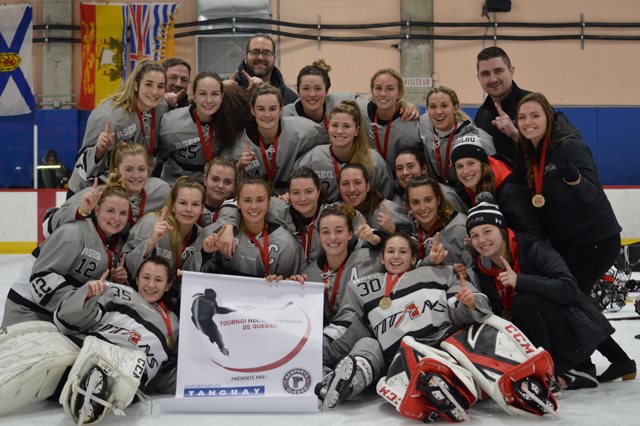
[79,3,127,111]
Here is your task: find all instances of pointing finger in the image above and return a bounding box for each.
[117,253,127,267]
[104,120,112,133]
[499,255,513,271]
[494,102,508,117]
[100,269,109,281]
[160,206,169,221]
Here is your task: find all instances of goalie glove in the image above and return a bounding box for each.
[60,336,147,425]
[316,355,373,410]
[0,321,79,416]
[441,314,558,417]
[376,336,478,423]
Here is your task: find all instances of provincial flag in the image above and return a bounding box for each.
[0,4,35,116]
[127,3,179,74]
[79,3,127,111]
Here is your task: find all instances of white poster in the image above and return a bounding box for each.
[168,271,324,413]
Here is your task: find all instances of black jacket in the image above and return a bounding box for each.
[474,81,530,162]
[236,60,298,106]
[515,112,621,250]
[475,231,614,359]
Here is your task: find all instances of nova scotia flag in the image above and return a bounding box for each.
[0,4,35,116]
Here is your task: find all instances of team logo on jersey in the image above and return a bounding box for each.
[392,302,421,328]
[125,330,142,345]
[282,368,312,395]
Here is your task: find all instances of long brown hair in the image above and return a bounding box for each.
[516,92,556,192]
[338,163,384,217]
[329,100,373,173]
[405,176,454,227]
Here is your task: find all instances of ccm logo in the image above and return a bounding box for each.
[378,385,401,407]
[504,324,535,354]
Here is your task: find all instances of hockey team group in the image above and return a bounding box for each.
[0,33,636,424]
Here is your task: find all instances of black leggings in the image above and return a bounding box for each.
[560,234,629,364]
[511,293,584,375]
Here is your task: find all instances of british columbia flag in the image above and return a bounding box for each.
[127,3,178,77]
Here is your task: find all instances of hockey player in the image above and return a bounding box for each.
[466,194,619,389]
[124,177,207,304]
[202,177,305,278]
[451,133,545,237]
[337,164,412,237]
[356,68,422,171]
[419,86,495,185]
[294,100,394,201]
[190,288,235,356]
[157,71,250,184]
[318,232,491,409]
[2,181,130,327]
[393,148,467,213]
[68,59,168,196]
[405,176,474,269]
[45,143,170,236]
[236,84,328,194]
[289,204,383,323]
[198,156,238,227]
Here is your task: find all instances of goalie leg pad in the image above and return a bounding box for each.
[441,314,557,418]
[376,336,478,423]
[60,336,147,425]
[0,320,79,416]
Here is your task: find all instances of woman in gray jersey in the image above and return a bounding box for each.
[157,72,250,184]
[338,164,412,239]
[2,182,131,327]
[290,204,383,324]
[295,100,393,201]
[45,143,170,236]
[393,147,467,214]
[318,232,490,409]
[235,84,328,194]
[124,177,207,309]
[405,176,473,269]
[198,157,237,228]
[419,86,495,186]
[282,59,361,132]
[68,59,169,196]
[356,68,422,171]
[54,257,179,392]
[202,178,305,278]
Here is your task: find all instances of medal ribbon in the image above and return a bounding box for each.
[417,220,440,259]
[153,301,174,347]
[128,189,147,227]
[96,225,118,270]
[433,123,458,179]
[373,114,392,159]
[248,225,270,274]
[323,258,347,312]
[383,272,405,299]
[259,134,279,181]
[300,217,317,261]
[194,112,215,162]
[136,108,156,156]
[532,137,549,198]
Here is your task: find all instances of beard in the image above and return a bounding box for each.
[247,60,273,79]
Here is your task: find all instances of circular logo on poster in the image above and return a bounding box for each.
[282,368,312,395]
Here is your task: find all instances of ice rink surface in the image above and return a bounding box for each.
[0,254,638,426]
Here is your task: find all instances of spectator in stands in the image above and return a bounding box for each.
[38,150,69,189]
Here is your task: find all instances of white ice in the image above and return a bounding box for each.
[0,254,638,426]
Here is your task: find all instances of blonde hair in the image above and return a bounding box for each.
[111,59,166,112]
[425,86,470,122]
[109,143,153,172]
[329,100,373,174]
[370,68,405,110]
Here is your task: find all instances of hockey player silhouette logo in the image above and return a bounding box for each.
[191,289,235,356]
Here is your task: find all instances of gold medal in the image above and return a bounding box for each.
[379,296,392,310]
[532,194,545,208]
[166,335,175,349]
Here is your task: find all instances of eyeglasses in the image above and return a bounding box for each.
[247,49,274,58]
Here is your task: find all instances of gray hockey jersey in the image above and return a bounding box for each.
[44,177,170,237]
[357,99,423,171]
[294,144,394,201]
[2,220,127,327]
[411,211,475,269]
[282,92,364,130]
[157,106,240,183]
[236,117,328,193]
[419,116,495,185]
[323,265,491,369]
[69,99,169,193]
[54,281,178,390]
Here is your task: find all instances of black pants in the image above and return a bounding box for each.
[560,234,629,364]
[511,292,585,375]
